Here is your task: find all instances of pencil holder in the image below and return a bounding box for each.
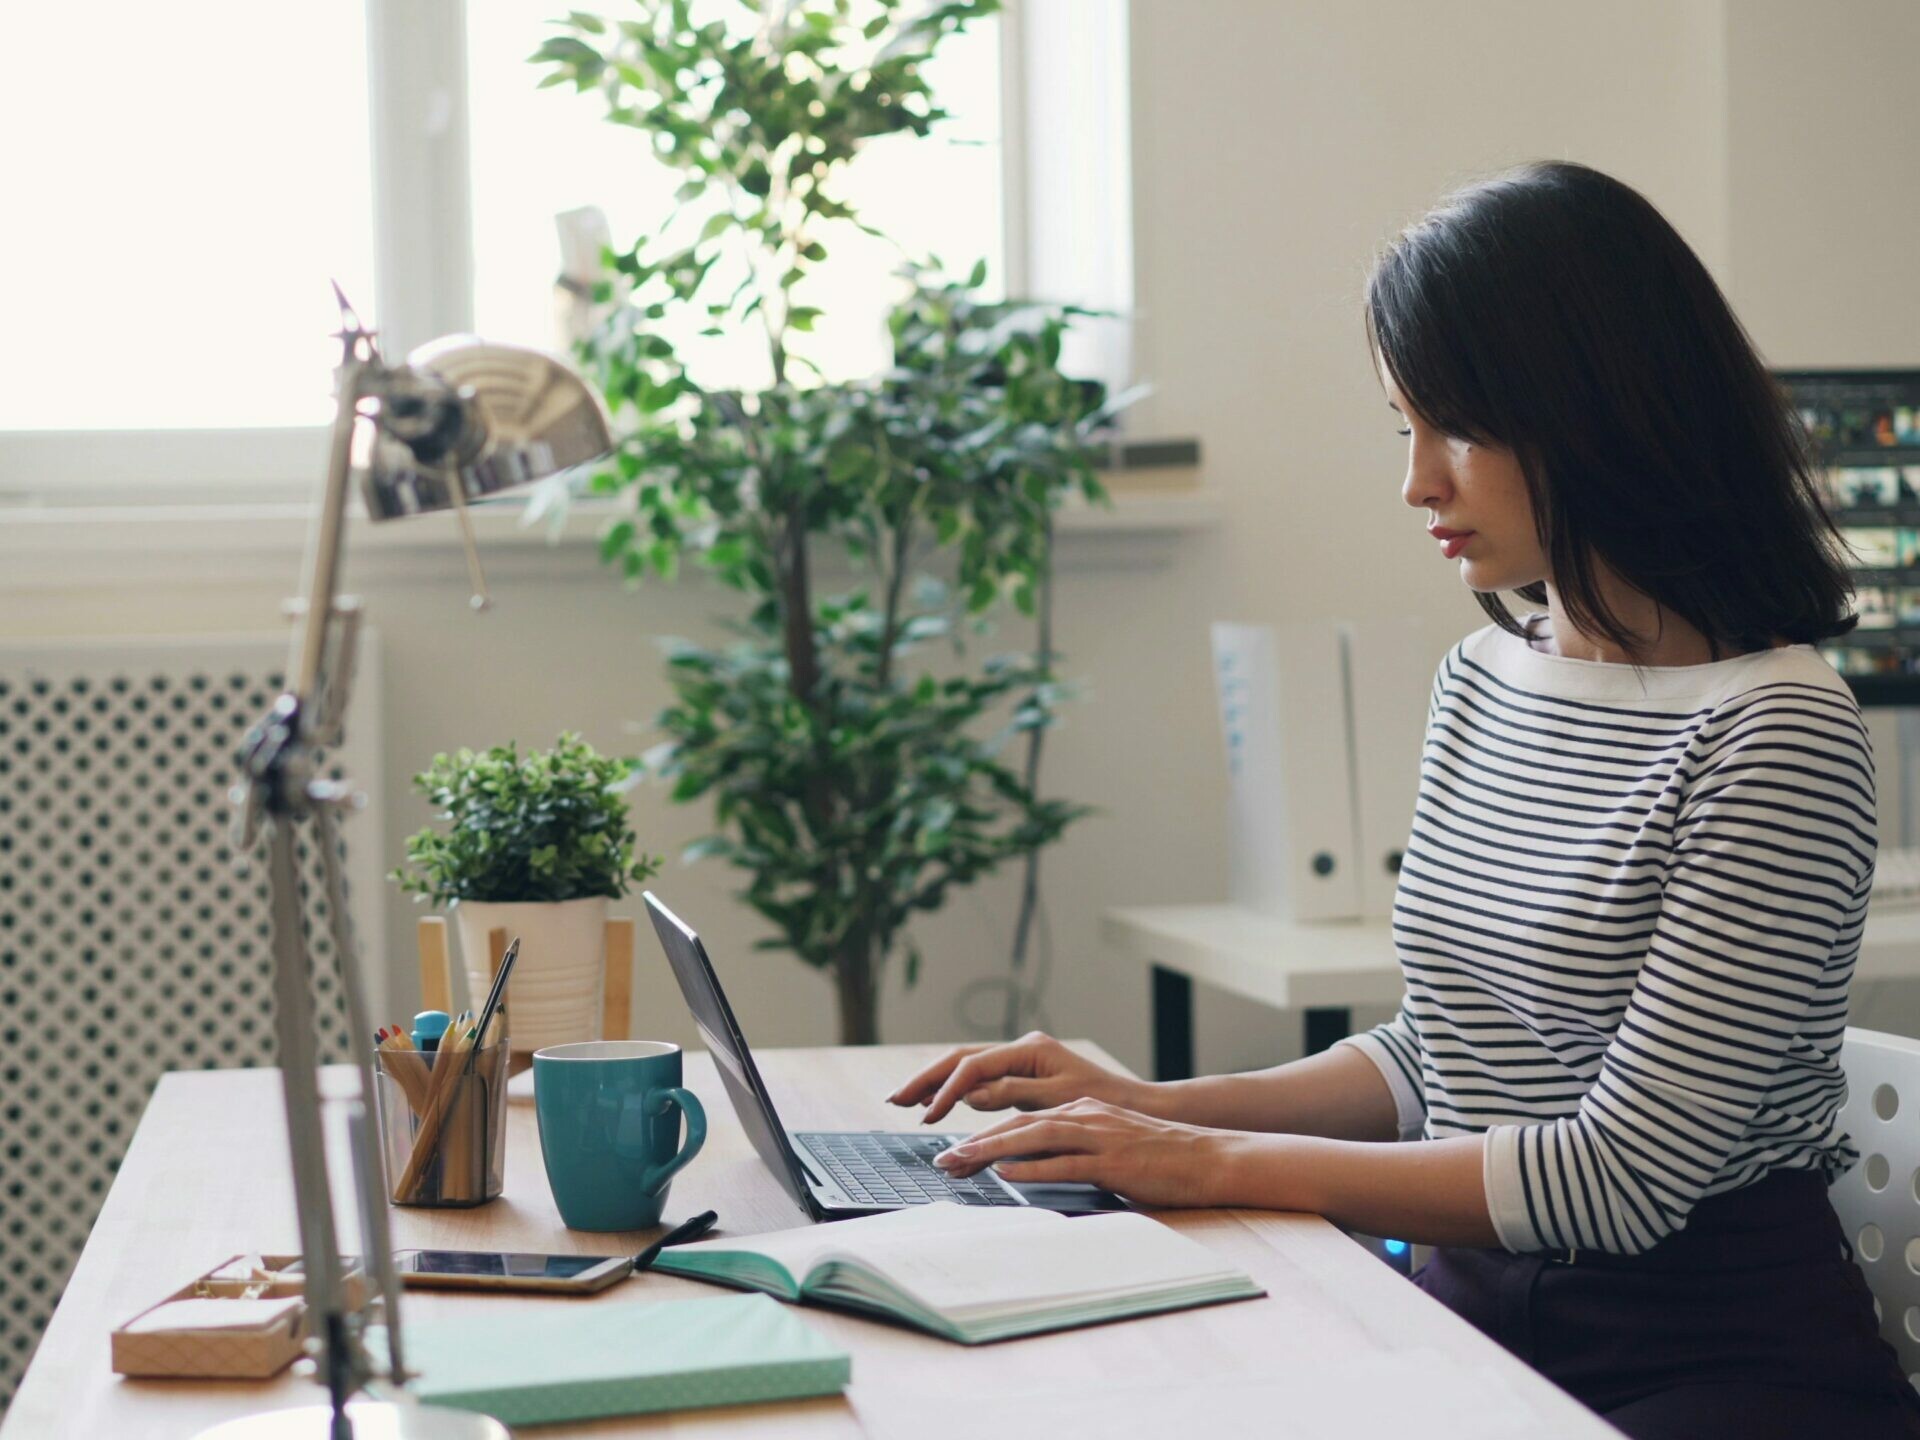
[374,1039,509,1208]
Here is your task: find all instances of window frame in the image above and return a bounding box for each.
[0,0,1127,508]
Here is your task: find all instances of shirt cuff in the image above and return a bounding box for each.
[1333,1033,1425,1141]
[1483,1124,1540,1253]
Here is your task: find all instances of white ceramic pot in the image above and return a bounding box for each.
[452,896,608,1056]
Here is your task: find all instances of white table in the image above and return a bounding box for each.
[1107,901,1920,1081]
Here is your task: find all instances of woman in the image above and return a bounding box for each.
[889,161,1920,1439]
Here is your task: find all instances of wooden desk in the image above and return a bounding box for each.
[1108,901,1920,1082]
[4,1043,1614,1438]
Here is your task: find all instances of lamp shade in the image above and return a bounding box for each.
[358,338,614,522]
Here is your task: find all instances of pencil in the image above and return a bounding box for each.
[396,1011,476,1202]
[441,1021,482,1202]
[376,1027,432,1116]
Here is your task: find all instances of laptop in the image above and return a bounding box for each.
[644,892,1128,1220]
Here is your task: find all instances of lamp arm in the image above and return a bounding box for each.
[313,798,410,1392]
[213,300,549,1440]
[292,349,371,713]
[235,327,411,1430]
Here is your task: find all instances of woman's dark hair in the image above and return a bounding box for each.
[1365,160,1856,657]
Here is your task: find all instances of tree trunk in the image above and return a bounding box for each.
[834,932,882,1045]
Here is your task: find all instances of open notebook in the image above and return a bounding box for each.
[651,1201,1264,1344]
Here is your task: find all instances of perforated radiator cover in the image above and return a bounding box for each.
[0,633,384,1410]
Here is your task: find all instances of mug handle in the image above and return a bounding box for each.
[642,1086,707,1195]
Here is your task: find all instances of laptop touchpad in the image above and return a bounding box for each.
[1001,1180,1131,1213]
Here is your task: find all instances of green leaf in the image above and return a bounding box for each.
[600,516,636,563]
[682,834,733,864]
[389,734,659,905]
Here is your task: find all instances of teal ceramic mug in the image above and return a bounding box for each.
[532,1040,708,1232]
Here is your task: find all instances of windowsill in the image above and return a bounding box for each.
[0,471,1220,592]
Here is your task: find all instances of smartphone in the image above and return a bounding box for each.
[392,1249,632,1294]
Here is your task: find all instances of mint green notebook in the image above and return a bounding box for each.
[397,1293,849,1427]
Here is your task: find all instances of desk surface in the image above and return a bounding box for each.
[6,1043,1613,1439]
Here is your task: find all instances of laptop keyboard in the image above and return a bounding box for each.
[795,1132,1024,1208]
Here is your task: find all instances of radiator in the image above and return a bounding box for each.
[0,632,385,1410]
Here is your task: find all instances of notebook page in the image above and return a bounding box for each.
[829,1211,1243,1317]
[686,1201,1063,1282]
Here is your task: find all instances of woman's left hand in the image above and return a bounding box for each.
[933,1097,1240,1208]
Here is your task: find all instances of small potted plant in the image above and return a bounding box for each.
[393,733,659,1058]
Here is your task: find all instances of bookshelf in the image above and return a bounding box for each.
[1777,368,1920,707]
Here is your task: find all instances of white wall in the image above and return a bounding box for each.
[0,523,1232,1073]
[1723,0,1920,368]
[1120,0,1920,1065]
[12,0,1920,1079]
[1124,0,1724,1069]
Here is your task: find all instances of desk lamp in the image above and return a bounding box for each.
[204,289,612,1440]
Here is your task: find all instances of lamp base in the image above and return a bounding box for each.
[191,1402,509,1440]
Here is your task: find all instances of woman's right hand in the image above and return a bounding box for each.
[886,1031,1147,1126]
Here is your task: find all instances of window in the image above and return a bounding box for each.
[465,1,1005,390]
[0,2,376,433]
[0,0,1127,501]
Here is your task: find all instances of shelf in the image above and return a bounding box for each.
[1843,674,1920,707]
[0,489,1223,592]
[1826,447,1920,466]
[1830,507,1920,527]
[1826,628,1920,650]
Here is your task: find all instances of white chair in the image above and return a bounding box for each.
[1831,1026,1920,1388]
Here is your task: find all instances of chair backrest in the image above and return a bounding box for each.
[1832,1026,1920,1385]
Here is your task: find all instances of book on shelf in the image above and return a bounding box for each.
[651,1200,1265,1344]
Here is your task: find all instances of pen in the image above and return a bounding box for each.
[633,1210,719,1272]
[469,936,521,1057]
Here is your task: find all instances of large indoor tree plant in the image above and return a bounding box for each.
[534,0,1122,1043]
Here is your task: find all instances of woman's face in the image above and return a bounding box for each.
[1384,369,1548,594]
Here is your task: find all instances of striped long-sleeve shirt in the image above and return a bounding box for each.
[1337,613,1876,1257]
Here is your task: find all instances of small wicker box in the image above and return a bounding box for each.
[111,1255,368,1379]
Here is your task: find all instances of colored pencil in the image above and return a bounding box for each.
[396,1009,476,1202]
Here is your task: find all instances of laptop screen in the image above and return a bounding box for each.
[643,892,816,1215]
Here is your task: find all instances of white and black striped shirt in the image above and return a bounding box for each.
[1338,614,1875,1257]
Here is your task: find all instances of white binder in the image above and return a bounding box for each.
[1211,621,1362,921]
[1345,617,1465,918]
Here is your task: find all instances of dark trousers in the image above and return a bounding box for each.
[1414,1169,1920,1439]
